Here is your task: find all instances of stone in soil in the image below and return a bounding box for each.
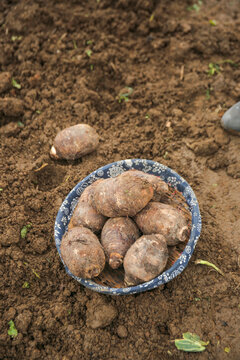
[221,102,240,132]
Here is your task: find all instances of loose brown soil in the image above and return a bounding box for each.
[0,0,240,359]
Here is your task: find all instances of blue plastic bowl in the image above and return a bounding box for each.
[54,159,201,295]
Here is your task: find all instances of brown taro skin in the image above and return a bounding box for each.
[123,234,169,286]
[101,217,140,269]
[121,170,169,202]
[50,124,99,160]
[92,173,154,217]
[78,179,104,204]
[68,180,107,233]
[134,202,189,246]
[60,227,105,279]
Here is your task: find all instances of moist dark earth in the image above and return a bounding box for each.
[0,0,240,359]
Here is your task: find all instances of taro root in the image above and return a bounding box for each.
[101,217,140,269]
[68,180,107,233]
[120,170,169,201]
[78,179,103,204]
[91,172,154,217]
[123,234,169,286]
[50,124,99,160]
[68,202,107,233]
[134,202,189,246]
[60,226,105,279]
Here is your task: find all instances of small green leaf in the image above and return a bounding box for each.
[11,35,22,42]
[194,297,201,301]
[149,13,154,22]
[32,269,40,279]
[183,333,209,346]
[73,40,78,49]
[85,49,92,58]
[187,1,202,12]
[22,281,30,288]
[206,89,211,100]
[163,151,169,160]
[208,63,220,75]
[209,19,217,26]
[86,40,93,45]
[17,121,24,128]
[36,110,41,114]
[195,259,224,276]
[218,59,238,66]
[12,78,21,89]
[224,347,230,353]
[208,63,221,76]
[207,60,238,77]
[8,320,18,338]
[20,224,32,239]
[23,262,40,278]
[90,64,94,71]
[175,332,209,352]
[118,87,133,103]
[0,188,3,191]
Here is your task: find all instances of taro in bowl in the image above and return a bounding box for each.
[54,159,201,295]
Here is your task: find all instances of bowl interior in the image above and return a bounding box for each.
[54,159,201,295]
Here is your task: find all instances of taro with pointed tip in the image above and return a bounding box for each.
[50,124,99,160]
[120,169,169,201]
[101,217,140,269]
[68,180,107,233]
[134,202,189,246]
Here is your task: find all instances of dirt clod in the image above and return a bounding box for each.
[15,310,32,334]
[187,138,219,156]
[116,325,128,338]
[0,72,11,94]
[0,97,24,117]
[86,300,118,329]
[227,162,240,178]
[1,228,20,246]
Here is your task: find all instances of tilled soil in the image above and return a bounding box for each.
[0,0,240,359]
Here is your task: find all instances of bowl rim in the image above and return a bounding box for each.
[54,159,201,295]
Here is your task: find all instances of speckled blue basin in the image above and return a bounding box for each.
[54,159,201,295]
